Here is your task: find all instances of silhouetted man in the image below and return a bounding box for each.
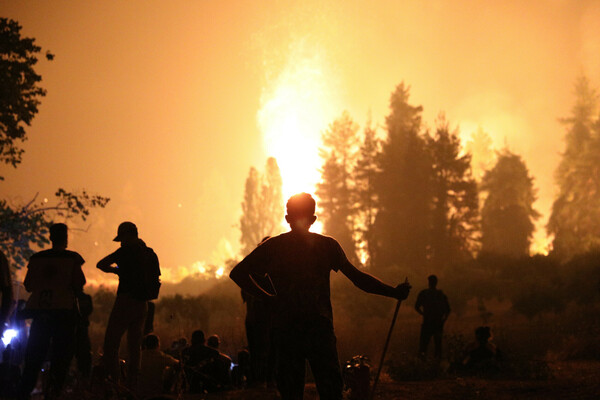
[242,236,276,386]
[19,223,86,399]
[0,250,14,337]
[415,274,450,359]
[97,221,159,387]
[230,193,411,400]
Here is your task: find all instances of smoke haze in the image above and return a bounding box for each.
[2,0,599,285]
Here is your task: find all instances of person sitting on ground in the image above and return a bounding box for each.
[166,338,187,360]
[462,326,501,373]
[181,329,220,393]
[206,334,232,390]
[138,334,179,399]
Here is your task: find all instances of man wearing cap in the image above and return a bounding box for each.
[230,193,411,400]
[97,222,160,388]
[18,223,86,400]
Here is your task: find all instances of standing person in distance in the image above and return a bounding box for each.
[97,221,161,388]
[414,274,450,359]
[230,193,411,400]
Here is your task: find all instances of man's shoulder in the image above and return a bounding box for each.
[313,232,339,244]
[31,249,82,259]
[64,249,84,261]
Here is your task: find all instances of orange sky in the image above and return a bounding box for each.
[2,0,599,285]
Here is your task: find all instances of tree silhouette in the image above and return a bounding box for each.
[0,18,54,178]
[426,115,479,269]
[239,157,284,255]
[316,111,359,263]
[480,150,539,257]
[465,127,495,183]
[0,18,108,268]
[372,83,431,273]
[548,75,600,260]
[351,117,380,268]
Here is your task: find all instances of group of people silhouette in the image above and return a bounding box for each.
[0,192,500,400]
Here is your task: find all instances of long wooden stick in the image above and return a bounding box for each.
[370,299,402,400]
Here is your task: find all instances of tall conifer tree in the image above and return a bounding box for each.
[372,83,432,273]
[481,150,539,257]
[427,115,479,268]
[548,76,600,260]
[352,118,380,267]
[240,157,284,255]
[316,112,359,263]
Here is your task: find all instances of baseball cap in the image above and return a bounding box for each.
[113,221,138,242]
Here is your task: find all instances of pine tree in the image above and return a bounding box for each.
[262,157,284,239]
[427,115,479,268]
[465,127,496,182]
[239,157,284,256]
[548,76,600,260]
[316,112,359,263]
[480,150,539,257]
[372,83,432,273]
[352,117,380,267]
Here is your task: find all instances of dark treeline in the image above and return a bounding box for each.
[316,78,600,321]
[239,77,600,324]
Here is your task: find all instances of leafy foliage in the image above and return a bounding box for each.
[0,18,52,178]
[0,190,109,268]
[0,18,109,270]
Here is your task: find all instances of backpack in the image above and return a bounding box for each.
[139,247,161,301]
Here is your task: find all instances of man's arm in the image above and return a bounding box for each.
[414,293,424,315]
[339,260,410,300]
[72,255,86,294]
[442,294,450,322]
[97,252,119,274]
[229,258,274,301]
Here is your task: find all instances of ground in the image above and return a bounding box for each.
[194,361,600,400]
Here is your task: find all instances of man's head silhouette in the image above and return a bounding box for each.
[285,193,317,232]
[49,223,68,249]
[113,221,138,245]
[428,274,438,289]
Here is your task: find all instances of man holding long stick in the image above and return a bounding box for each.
[230,193,411,400]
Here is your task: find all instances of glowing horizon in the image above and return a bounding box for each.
[258,39,342,206]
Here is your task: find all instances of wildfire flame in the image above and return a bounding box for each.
[258,40,342,210]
